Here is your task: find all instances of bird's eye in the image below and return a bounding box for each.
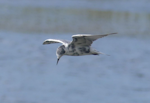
[73,38,77,42]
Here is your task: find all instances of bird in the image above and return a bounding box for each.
[43,33,117,64]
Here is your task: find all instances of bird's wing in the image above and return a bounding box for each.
[43,39,71,46]
[71,33,117,46]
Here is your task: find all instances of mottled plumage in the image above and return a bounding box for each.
[43,33,117,64]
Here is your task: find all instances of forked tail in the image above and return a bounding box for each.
[91,48,109,56]
[98,52,110,56]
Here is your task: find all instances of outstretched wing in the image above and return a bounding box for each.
[43,39,71,47]
[71,33,117,46]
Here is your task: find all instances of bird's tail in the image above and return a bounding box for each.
[98,52,110,56]
[91,48,110,56]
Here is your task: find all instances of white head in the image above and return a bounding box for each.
[56,45,65,65]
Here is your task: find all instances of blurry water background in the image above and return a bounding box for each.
[0,0,150,103]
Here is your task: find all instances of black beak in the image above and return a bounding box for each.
[56,59,59,65]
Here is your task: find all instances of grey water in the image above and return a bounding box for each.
[0,0,150,103]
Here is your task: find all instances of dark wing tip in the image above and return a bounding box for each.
[43,40,53,45]
[43,41,48,45]
[112,32,117,34]
[109,32,117,35]
[104,32,117,37]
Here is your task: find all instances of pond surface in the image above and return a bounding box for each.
[0,32,150,103]
[0,0,150,36]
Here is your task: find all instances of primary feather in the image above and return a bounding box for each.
[71,33,117,46]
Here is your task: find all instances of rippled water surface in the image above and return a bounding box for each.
[0,32,150,103]
[0,0,150,35]
[0,0,150,103]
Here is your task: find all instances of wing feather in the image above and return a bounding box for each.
[71,33,117,46]
[43,39,70,47]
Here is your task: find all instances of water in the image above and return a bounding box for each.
[0,32,150,103]
[0,0,150,35]
[0,0,150,103]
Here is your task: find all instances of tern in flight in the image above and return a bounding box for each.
[43,33,117,64]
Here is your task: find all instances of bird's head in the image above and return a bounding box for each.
[56,45,65,65]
